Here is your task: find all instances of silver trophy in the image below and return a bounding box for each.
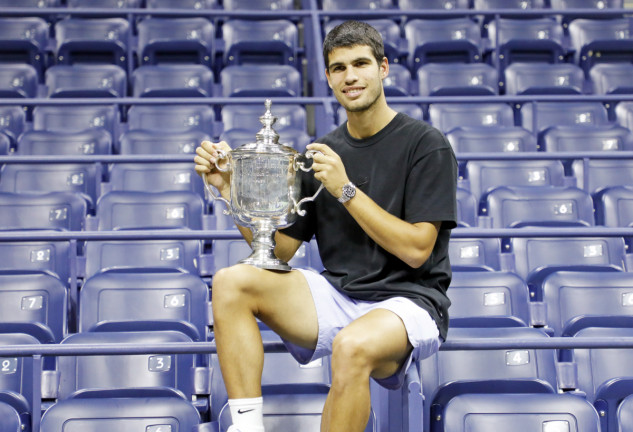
[203,100,323,271]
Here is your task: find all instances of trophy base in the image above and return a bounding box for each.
[239,251,292,272]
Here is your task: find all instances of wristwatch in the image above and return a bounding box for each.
[337,182,357,203]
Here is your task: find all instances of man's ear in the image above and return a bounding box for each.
[325,68,332,88]
[380,57,389,79]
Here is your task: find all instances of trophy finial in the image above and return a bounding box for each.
[256,99,280,145]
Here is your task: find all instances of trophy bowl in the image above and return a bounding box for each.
[202,99,323,271]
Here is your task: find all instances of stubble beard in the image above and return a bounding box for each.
[341,85,383,113]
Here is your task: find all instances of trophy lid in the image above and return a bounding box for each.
[232,99,296,156]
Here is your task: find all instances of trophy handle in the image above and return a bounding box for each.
[292,150,325,217]
[202,150,232,215]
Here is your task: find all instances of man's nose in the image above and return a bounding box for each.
[344,67,358,83]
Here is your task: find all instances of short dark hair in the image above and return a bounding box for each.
[322,20,385,69]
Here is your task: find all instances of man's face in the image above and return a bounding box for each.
[325,45,388,113]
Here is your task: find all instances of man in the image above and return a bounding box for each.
[194,20,457,432]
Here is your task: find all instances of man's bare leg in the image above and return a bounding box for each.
[320,309,412,432]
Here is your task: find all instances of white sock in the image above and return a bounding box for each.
[228,397,264,432]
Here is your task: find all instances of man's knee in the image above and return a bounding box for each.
[212,264,259,312]
[331,328,373,374]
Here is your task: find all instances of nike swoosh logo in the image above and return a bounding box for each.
[237,408,255,414]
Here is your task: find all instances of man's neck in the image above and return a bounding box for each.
[346,101,398,140]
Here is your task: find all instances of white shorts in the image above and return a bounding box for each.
[281,268,441,390]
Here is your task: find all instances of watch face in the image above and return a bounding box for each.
[343,183,356,198]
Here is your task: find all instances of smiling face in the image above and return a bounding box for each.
[325,44,389,114]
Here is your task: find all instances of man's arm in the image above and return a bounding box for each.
[307,142,440,269]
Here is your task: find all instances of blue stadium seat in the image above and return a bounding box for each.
[443,393,601,432]
[126,104,215,136]
[473,0,547,9]
[146,0,218,7]
[54,18,130,67]
[616,101,633,130]
[542,124,633,152]
[57,331,199,400]
[0,132,9,155]
[221,127,311,153]
[17,129,113,156]
[33,104,120,140]
[421,327,558,432]
[456,187,478,227]
[428,103,515,134]
[550,0,622,7]
[0,241,72,287]
[510,236,627,299]
[541,271,633,336]
[465,159,567,205]
[568,18,633,74]
[618,394,633,432]
[221,104,307,133]
[0,400,22,432]
[448,237,505,272]
[417,63,499,96]
[0,192,86,232]
[571,158,633,195]
[324,19,404,64]
[447,126,537,153]
[485,185,595,228]
[449,271,531,328]
[95,191,205,231]
[0,106,26,145]
[132,64,214,98]
[83,239,204,279]
[404,18,484,70]
[79,271,210,340]
[0,0,59,5]
[519,101,609,139]
[40,391,202,432]
[119,129,210,155]
[504,62,585,95]
[573,327,633,432]
[0,17,49,78]
[595,185,633,227]
[590,63,633,94]
[382,63,412,96]
[0,163,102,210]
[0,272,67,343]
[221,19,299,66]
[45,64,127,98]
[223,0,294,9]
[106,163,204,197]
[321,0,393,9]
[137,18,215,66]
[220,64,301,97]
[0,64,38,98]
[68,0,142,7]
[399,0,470,9]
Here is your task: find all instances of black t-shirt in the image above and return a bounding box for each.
[281,112,457,340]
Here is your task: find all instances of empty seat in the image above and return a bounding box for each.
[0,132,9,155]
[0,0,59,6]
[132,64,213,97]
[399,0,469,9]
[40,392,201,432]
[220,64,301,97]
[0,192,86,232]
[0,163,102,210]
[519,101,609,138]
[321,0,393,9]
[616,101,633,130]
[223,0,294,9]
[568,18,633,73]
[421,326,558,432]
[17,129,113,156]
[0,241,72,287]
[221,103,307,133]
[447,126,537,153]
[33,104,120,139]
[137,18,214,66]
[504,62,585,95]
[221,127,311,153]
[324,19,403,64]
[443,393,600,432]
[0,400,22,432]
[486,186,595,228]
[146,0,218,7]
[542,124,633,152]
[572,327,633,432]
[68,0,142,6]
[465,159,566,205]
[54,18,130,67]
[0,17,49,78]
[590,63,633,94]
[456,187,478,227]
[83,239,203,279]
[449,271,531,328]
[382,63,412,96]
[428,103,514,134]
[0,106,26,145]
[404,18,484,70]
[510,236,627,298]
[618,394,633,432]
[126,104,215,136]
[57,331,198,399]
[119,129,210,155]
[448,237,504,272]
[0,64,38,98]
[473,0,546,8]
[79,271,210,340]
[95,191,205,231]
[45,64,127,98]
[550,0,622,7]
[222,19,299,66]
[541,271,633,336]
[595,185,633,227]
[106,163,204,197]
[417,63,499,96]
[571,158,633,195]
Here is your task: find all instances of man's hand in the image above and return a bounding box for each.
[194,140,232,197]
[307,143,350,200]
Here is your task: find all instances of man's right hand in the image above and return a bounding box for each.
[194,140,232,197]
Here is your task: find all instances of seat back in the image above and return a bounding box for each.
[45,64,127,98]
[447,126,537,153]
[616,101,633,130]
[0,17,48,77]
[618,394,633,432]
[428,103,514,134]
[137,18,215,65]
[571,158,633,195]
[0,106,26,144]
[132,64,214,97]
[107,163,204,196]
[0,192,86,232]
[417,63,498,96]
[504,62,584,95]
[221,64,301,97]
[595,185,633,227]
[448,237,504,272]
[54,18,130,66]
[68,0,142,7]
[221,19,298,65]
[126,104,215,136]
[119,129,209,155]
[146,0,217,7]
[542,125,633,152]
[590,63,633,94]
[568,18,633,72]
[17,129,113,156]
[223,0,294,9]
[0,241,72,287]
[0,333,39,412]
[519,102,609,135]
[0,64,37,98]
[33,105,120,139]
